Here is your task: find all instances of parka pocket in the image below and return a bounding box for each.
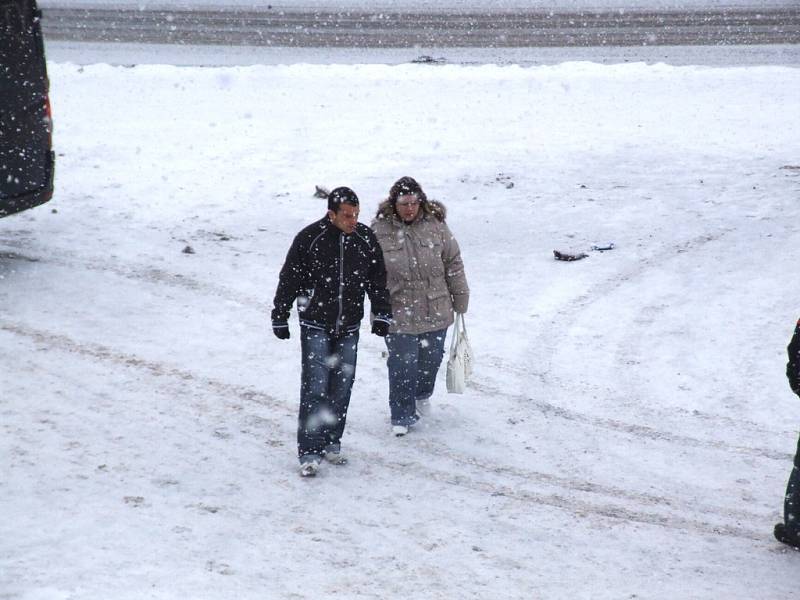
[418,238,445,275]
[426,289,451,320]
[382,240,410,279]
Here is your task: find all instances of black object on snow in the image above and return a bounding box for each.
[553,250,588,262]
[411,55,446,64]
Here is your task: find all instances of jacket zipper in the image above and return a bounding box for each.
[335,232,345,335]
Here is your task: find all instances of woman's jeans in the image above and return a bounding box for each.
[298,326,359,463]
[384,329,447,426]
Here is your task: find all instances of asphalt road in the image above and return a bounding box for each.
[41,7,800,47]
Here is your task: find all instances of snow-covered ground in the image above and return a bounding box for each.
[2,58,800,599]
[44,41,800,68]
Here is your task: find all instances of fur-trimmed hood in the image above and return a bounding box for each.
[375,199,447,223]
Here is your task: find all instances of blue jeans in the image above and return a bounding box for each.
[384,329,447,426]
[298,326,359,463]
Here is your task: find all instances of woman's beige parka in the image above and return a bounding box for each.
[371,199,469,335]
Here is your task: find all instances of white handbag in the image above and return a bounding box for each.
[446,313,473,394]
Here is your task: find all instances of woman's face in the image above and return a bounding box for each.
[396,193,420,223]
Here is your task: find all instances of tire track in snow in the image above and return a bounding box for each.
[0,321,290,421]
[0,243,268,311]
[605,218,800,445]
[355,448,764,543]
[354,357,777,524]
[483,353,790,439]
[610,298,770,442]
[1,321,772,541]
[2,239,780,456]
[532,228,733,375]
[511,227,796,456]
[411,436,770,525]
[470,378,790,462]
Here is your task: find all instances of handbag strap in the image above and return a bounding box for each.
[451,313,467,353]
[449,313,462,353]
[458,313,468,340]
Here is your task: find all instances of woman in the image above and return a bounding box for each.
[372,176,469,436]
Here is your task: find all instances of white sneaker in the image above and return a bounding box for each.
[392,425,409,437]
[416,398,431,417]
[324,450,348,465]
[299,459,321,477]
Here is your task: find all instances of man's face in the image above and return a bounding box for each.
[328,203,360,234]
[395,193,420,223]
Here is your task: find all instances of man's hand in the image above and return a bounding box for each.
[273,323,290,340]
[371,320,389,337]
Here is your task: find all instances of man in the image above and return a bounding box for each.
[775,318,800,548]
[272,187,392,477]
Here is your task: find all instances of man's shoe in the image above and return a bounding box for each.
[324,450,348,465]
[299,458,321,477]
[392,425,409,437]
[774,522,800,549]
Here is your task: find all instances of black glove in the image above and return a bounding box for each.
[273,323,290,340]
[371,320,389,337]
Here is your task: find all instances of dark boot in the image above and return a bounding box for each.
[774,523,800,549]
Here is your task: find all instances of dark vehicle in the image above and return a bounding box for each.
[0,0,53,218]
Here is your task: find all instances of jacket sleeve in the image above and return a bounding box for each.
[365,230,392,324]
[787,319,800,396]
[441,222,470,314]
[271,233,306,326]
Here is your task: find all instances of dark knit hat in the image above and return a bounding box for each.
[388,176,428,206]
[327,186,360,212]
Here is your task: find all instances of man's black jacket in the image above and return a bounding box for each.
[272,217,392,335]
[788,319,800,396]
